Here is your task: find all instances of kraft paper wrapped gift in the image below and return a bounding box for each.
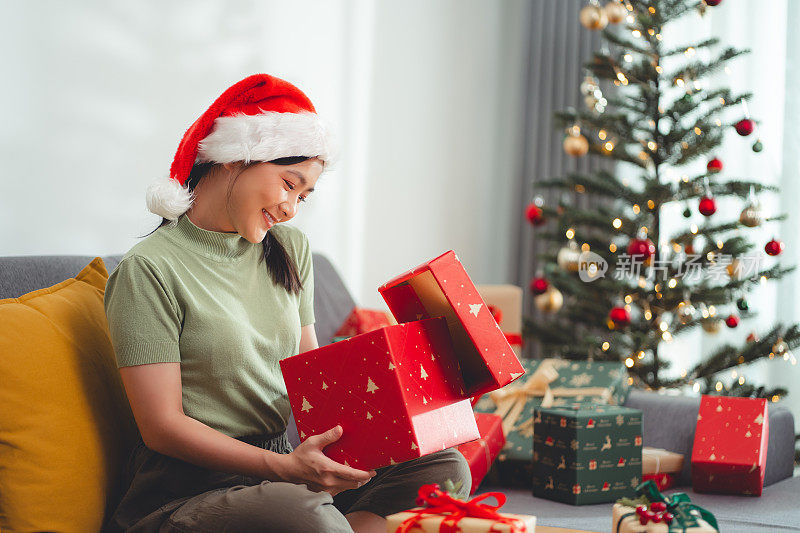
[612,480,718,532]
[386,484,535,532]
[532,404,643,505]
[643,447,684,475]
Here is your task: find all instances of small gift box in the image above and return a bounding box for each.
[643,447,684,475]
[475,285,524,357]
[473,358,630,487]
[457,413,505,495]
[334,307,396,337]
[612,480,718,532]
[532,404,643,505]
[691,395,769,496]
[386,483,536,532]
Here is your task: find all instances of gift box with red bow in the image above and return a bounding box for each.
[281,251,526,470]
[334,307,396,338]
[691,395,769,496]
[457,413,505,495]
[386,484,536,532]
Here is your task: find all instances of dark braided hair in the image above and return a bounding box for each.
[140,157,312,294]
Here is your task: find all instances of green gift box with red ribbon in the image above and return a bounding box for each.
[532,404,643,505]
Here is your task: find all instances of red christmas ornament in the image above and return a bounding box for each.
[627,238,656,259]
[746,332,759,343]
[525,203,546,226]
[765,238,784,256]
[706,157,723,173]
[685,243,696,255]
[529,276,549,295]
[725,314,740,328]
[609,306,631,326]
[704,0,723,5]
[698,196,717,216]
[735,118,755,136]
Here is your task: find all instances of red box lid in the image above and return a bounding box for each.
[378,250,525,397]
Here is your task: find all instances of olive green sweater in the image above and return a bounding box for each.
[104,214,314,437]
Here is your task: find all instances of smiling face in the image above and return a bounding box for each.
[224,158,323,243]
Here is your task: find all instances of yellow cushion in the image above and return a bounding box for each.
[0,257,139,533]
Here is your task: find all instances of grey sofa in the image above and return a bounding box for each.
[1,254,797,533]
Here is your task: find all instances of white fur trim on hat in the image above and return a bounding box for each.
[146,177,195,222]
[196,110,338,166]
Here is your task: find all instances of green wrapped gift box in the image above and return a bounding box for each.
[473,358,630,486]
[532,404,643,505]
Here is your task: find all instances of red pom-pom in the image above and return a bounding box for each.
[663,512,674,524]
[726,314,740,328]
[735,118,755,136]
[609,306,631,326]
[525,203,546,226]
[529,277,549,295]
[765,238,784,256]
[706,157,723,173]
[635,505,647,516]
[699,196,717,216]
[627,238,656,259]
[650,502,667,513]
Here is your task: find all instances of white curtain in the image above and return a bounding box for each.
[656,1,799,420]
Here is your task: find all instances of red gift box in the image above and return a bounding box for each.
[642,473,677,491]
[334,307,396,337]
[280,317,480,470]
[691,395,769,496]
[457,413,505,495]
[379,251,526,398]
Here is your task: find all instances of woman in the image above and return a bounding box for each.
[104,74,470,533]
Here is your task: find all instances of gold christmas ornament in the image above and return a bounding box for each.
[557,241,582,272]
[604,1,628,24]
[726,258,741,280]
[535,286,564,313]
[739,203,763,227]
[772,337,788,357]
[563,129,590,157]
[580,3,609,30]
[676,299,696,325]
[701,318,722,334]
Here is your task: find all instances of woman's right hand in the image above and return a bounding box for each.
[274,425,376,495]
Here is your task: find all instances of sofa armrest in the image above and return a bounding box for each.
[623,389,795,486]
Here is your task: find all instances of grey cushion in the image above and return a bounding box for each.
[624,389,795,487]
[481,475,800,533]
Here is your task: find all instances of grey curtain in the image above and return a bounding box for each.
[512,0,615,358]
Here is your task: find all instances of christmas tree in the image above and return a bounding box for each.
[523,0,797,400]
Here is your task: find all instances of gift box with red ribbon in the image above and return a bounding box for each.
[386,484,536,532]
[334,307,396,338]
[643,472,678,491]
[691,395,769,496]
[475,285,524,357]
[457,413,505,495]
[281,317,479,470]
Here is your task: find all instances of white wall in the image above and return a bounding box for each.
[0,0,528,311]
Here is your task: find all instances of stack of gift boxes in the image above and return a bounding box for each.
[280,252,771,531]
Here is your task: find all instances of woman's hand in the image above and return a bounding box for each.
[274,425,376,495]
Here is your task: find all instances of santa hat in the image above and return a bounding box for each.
[146,74,336,221]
